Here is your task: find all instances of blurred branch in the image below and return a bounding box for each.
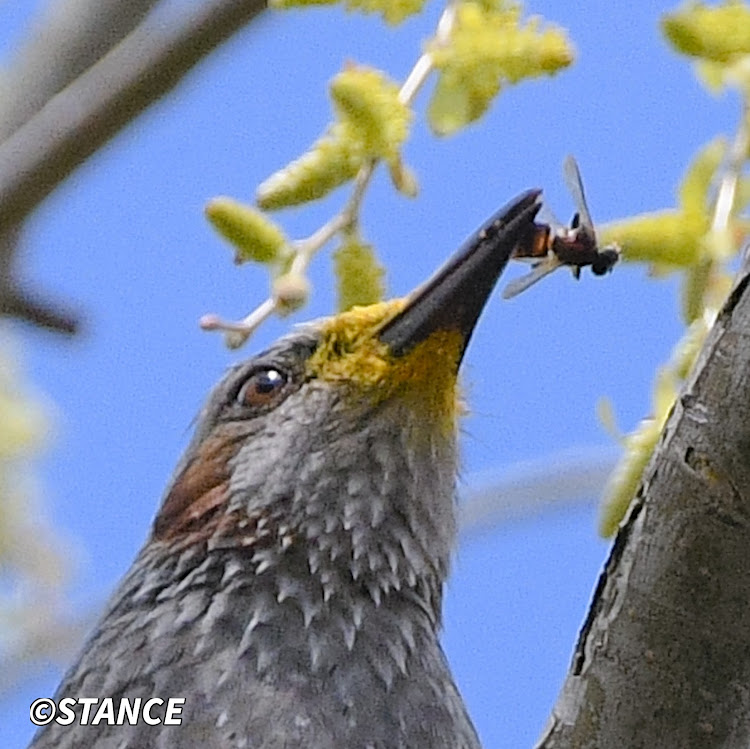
[458,446,615,536]
[0,0,267,332]
[0,0,268,228]
[0,285,78,334]
[0,606,92,698]
[0,0,160,137]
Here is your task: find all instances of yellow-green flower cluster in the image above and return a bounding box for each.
[598,131,749,535]
[599,318,709,536]
[598,138,739,323]
[427,2,573,135]
[257,66,413,210]
[330,67,410,165]
[270,0,427,26]
[333,233,386,311]
[0,352,47,462]
[662,1,750,63]
[663,2,750,95]
[205,198,289,265]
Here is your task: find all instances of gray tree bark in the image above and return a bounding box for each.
[537,261,750,748]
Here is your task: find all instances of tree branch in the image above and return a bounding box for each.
[0,0,160,137]
[537,266,750,747]
[457,447,613,536]
[0,0,267,331]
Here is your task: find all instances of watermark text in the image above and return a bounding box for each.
[30,697,185,727]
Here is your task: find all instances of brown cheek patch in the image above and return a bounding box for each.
[152,424,250,542]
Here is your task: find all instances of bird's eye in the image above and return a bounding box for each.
[237,368,288,408]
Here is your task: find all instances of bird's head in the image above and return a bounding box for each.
[149,190,540,608]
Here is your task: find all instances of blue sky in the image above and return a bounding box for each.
[2,2,739,747]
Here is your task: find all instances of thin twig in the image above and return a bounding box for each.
[712,99,750,234]
[203,2,459,346]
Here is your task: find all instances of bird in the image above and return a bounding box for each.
[29,189,541,749]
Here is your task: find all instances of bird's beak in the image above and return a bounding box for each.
[378,189,541,364]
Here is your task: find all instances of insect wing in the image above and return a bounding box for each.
[537,201,567,237]
[562,155,595,235]
[502,256,563,299]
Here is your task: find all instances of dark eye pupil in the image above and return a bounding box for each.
[256,370,284,393]
[238,368,287,408]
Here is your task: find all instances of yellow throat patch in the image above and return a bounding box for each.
[306,300,465,437]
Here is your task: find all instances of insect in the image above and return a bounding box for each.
[502,155,620,299]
